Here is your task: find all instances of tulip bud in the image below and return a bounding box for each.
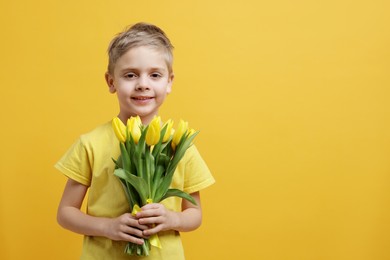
[127,116,142,143]
[112,117,126,142]
[162,119,174,142]
[145,116,161,146]
[188,128,197,137]
[172,120,188,149]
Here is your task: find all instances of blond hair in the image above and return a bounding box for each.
[107,22,174,74]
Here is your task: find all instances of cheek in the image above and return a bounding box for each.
[158,81,172,94]
[159,87,171,97]
[116,89,130,101]
[116,84,131,94]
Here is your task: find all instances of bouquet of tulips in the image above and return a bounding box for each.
[111,116,198,256]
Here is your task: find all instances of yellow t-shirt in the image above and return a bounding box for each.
[55,121,215,260]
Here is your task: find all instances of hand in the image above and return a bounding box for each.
[103,213,149,245]
[136,203,178,236]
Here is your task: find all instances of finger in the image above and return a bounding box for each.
[122,225,145,238]
[141,203,161,210]
[138,216,162,225]
[134,222,150,230]
[136,207,165,219]
[121,233,144,245]
[125,218,149,230]
[143,225,163,236]
[136,210,157,219]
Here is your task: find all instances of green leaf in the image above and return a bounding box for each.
[114,168,148,204]
[136,125,147,155]
[111,156,123,169]
[151,164,165,199]
[160,189,197,205]
[144,149,155,199]
[120,142,131,172]
[168,131,198,172]
[162,140,173,157]
[118,178,139,207]
[154,133,198,202]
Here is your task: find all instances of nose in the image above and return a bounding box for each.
[136,75,150,91]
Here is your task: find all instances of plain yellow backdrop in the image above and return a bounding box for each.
[1,0,389,259]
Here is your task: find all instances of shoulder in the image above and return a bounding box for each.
[180,144,216,193]
[79,121,114,146]
[181,145,203,164]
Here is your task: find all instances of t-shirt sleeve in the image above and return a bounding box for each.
[55,137,93,186]
[183,145,215,194]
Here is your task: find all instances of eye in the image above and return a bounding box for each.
[124,72,137,79]
[150,72,162,78]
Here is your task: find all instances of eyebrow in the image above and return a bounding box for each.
[119,67,167,73]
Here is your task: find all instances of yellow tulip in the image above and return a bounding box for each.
[172,120,188,149]
[188,128,197,137]
[112,117,126,142]
[145,116,161,146]
[127,116,142,143]
[162,119,174,142]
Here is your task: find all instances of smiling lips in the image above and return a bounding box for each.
[132,96,153,100]
[131,96,154,103]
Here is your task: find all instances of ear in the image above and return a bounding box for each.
[166,73,174,94]
[105,72,116,93]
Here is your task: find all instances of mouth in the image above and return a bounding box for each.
[131,96,154,101]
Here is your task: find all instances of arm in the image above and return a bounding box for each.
[136,191,203,236]
[57,178,148,244]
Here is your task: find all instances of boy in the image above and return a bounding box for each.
[56,23,215,259]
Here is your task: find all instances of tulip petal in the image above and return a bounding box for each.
[145,116,161,146]
[127,116,142,143]
[112,117,126,142]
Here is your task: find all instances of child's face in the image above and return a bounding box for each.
[106,46,173,124]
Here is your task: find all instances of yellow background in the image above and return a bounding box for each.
[1,0,389,259]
